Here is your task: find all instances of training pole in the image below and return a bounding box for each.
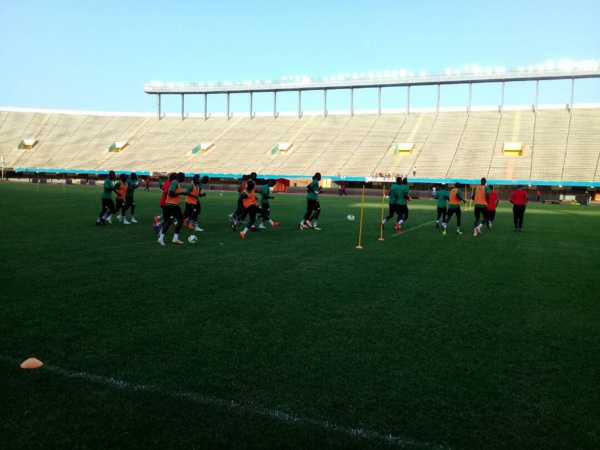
[356,185,366,249]
[378,184,385,241]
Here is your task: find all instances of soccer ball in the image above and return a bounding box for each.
[188,235,198,244]
[346,214,355,222]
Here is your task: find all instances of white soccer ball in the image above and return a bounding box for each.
[188,235,198,244]
[346,214,355,222]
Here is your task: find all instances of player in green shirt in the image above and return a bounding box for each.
[381,177,403,232]
[118,172,139,224]
[300,172,322,230]
[259,179,280,229]
[434,183,449,229]
[394,177,411,232]
[96,170,117,225]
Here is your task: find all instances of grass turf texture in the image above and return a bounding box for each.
[1,182,599,449]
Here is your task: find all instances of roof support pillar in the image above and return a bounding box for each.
[298,90,302,118]
[501,81,505,113]
[570,78,575,112]
[181,94,185,120]
[203,94,207,120]
[323,89,327,117]
[273,91,277,119]
[226,93,230,121]
[377,86,381,117]
[249,92,253,119]
[534,79,539,113]
[157,94,161,120]
[350,88,354,117]
[436,83,440,114]
[406,86,410,115]
[468,82,472,115]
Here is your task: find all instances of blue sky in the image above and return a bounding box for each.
[1,0,599,114]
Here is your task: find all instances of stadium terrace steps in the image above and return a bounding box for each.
[2,108,600,183]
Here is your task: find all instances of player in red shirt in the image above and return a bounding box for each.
[509,185,528,232]
[486,185,500,228]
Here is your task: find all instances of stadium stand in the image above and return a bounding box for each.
[1,107,599,185]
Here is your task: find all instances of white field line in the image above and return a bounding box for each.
[1,356,451,449]
[391,220,437,237]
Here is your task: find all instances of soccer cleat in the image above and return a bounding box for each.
[154,216,160,224]
[259,224,267,229]
[272,221,280,228]
[183,219,189,227]
[442,229,446,236]
[123,219,131,225]
[240,232,246,239]
[473,230,478,236]
[476,226,482,236]
[299,224,304,231]
[172,239,184,245]
[231,222,236,232]
[395,222,402,233]
[117,214,122,222]
[194,226,204,232]
[188,224,195,230]
[312,226,321,231]
[456,231,463,235]
[106,218,112,224]
[157,238,165,246]
[130,218,138,223]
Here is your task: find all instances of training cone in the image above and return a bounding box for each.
[20,358,43,369]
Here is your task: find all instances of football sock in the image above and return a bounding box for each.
[242,227,249,234]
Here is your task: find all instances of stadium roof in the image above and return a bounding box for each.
[145,65,600,95]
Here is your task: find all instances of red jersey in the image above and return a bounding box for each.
[509,189,528,205]
[487,190,499,211]
[159,180,172,207]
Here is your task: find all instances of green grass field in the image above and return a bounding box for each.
[1,182,599,449]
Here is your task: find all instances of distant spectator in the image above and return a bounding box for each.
[536,188,541,202]
[144,176,150,191]
[341,184,347,196]
[338,184,342,196]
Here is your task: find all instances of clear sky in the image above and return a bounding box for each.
[1,0,599,114]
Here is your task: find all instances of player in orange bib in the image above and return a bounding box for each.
[157,172,186,245]
[239,180,262,239]
[471,177,490,236]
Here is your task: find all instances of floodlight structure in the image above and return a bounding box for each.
[144,61,600,120]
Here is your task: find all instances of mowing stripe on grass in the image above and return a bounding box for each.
[1,356,449,449]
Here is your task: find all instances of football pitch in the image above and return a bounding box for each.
[1,183,599,449]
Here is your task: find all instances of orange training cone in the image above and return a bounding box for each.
[20,358,44,369]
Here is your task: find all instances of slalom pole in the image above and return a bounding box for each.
[356,185,366,249]
[378,183,385,241]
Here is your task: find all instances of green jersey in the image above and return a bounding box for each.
[158,179,164,188]
[101,178,114,199]
[388,183,400,204]
[307,180,320,200]
[396,184,410,205]
[126,179,137,197]
[435,189,449,208]
[260,184,272,204]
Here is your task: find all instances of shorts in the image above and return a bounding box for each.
[164,204,183,221]
[306,199,320,212]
